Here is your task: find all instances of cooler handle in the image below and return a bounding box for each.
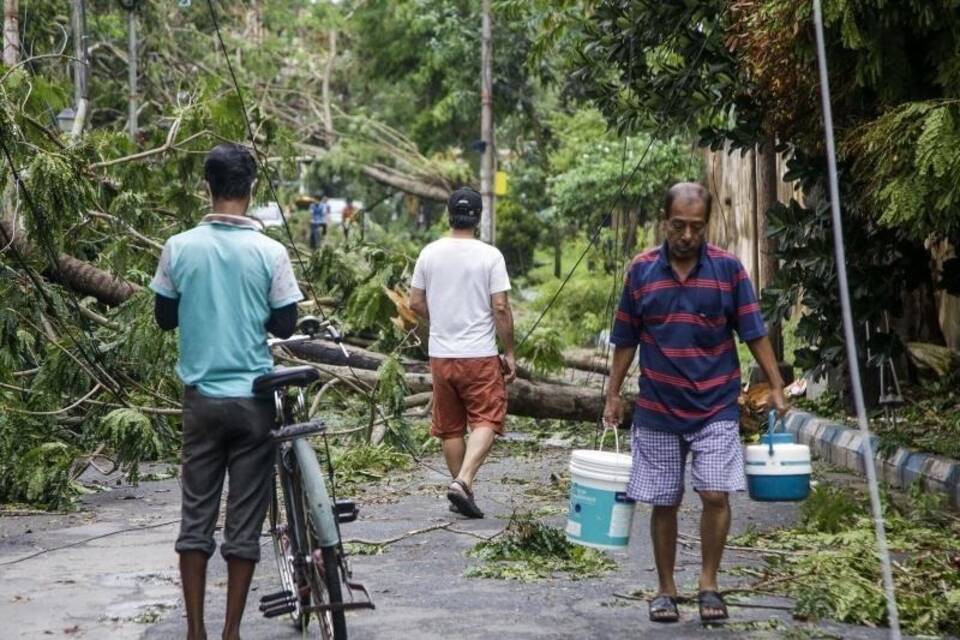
[766,409,786,457]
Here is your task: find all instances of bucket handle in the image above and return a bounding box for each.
[599,418,621,454]
[766,409,786,456]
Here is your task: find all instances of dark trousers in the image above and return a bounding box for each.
[309,222,327,248]
[176,387,276,562]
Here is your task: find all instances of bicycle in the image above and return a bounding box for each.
[255,317,374,639]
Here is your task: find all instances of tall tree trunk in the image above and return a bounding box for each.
[321,29,336,146]
[3,0,18,67]
[755,139,783,360]
[553,227,562,278]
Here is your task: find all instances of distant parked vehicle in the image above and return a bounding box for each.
[249,201,285,228]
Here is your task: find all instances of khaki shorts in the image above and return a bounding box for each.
[430,356,507,438]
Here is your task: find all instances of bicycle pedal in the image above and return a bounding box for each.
[336,499,359,523]
[259,595,297,612]
[261,601,297,618]
[258,589,293,605]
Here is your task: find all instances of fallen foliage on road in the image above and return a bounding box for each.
[733,483,960,637]
[466,512,616,582]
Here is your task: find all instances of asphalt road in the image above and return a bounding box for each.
[2,431,911,640]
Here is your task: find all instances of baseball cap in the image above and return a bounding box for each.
[447,187,482,218]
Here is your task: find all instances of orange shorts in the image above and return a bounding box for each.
[430,356,507,439]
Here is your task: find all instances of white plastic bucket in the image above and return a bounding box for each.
[566,450,635,550]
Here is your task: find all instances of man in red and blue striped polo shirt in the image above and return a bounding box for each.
[604,182,785,624]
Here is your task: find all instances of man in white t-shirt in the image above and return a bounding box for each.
[409,187,516,518]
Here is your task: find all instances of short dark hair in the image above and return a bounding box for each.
[662,182,712,222]
[204,143,257,200]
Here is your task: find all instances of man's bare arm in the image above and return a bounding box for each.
[491,291,516,382]
[746,335,787,415]
[409,286,429,321]
[603,345,637,426]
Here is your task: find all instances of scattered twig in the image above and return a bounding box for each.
[0,519,180,567]
[88,117,185,169]
[1,53,78,84]
[678,533,807,557]
[76,303,120,330]
[343,521,452,546]
[2,383,102,416]
[87,211,165,252]
[82,398,181,415]
[445,525,507,542]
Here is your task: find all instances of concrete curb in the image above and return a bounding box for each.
[783,411,960,508]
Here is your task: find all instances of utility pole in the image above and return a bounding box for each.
[3,0,19,67]
[124,0,139,141]
[479,0,495,244]
[70,0,89,134]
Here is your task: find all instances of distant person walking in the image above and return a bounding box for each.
[309,195,329,249]
[603,182,786,624]
[409,187,516,518]
[150,143,303,640]
[341,198,357,243]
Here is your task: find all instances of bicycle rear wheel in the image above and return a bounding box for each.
[269,464,312,631]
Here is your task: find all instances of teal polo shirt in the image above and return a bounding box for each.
[149,214,303,398]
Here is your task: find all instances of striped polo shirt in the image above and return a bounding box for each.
[610,241,767,434]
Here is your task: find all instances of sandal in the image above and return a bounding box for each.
[446,479,484,519]
[698,590,729,622]
[648,594,680,623]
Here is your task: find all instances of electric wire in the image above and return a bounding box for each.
[812,1,901,636]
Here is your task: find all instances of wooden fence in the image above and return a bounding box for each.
[702,143,959,350]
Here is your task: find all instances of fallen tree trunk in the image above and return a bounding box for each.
[286,340,577,385]
[563,351,611,376]
[285,339,419,372]
[1,219,142,306]
[289,354,636,426]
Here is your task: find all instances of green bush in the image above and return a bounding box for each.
[497,197,544,277]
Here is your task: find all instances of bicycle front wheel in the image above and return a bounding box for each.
[290,436,348,639]
[304,540,347,640]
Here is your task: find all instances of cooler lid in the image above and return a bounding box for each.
[760,432,795,445]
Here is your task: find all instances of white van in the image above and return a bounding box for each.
[249,201,285,228]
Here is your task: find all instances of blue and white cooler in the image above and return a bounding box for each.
[745,412,812,502]
[566,450,635,550]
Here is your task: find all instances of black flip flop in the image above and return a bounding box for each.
[648,594,680,623]
[698,590,729,622]
[446,479,484,519]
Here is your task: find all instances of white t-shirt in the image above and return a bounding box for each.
[410,237,511,358]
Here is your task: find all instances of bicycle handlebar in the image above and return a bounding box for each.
[267,316,350,359]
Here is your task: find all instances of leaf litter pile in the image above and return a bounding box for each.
[733,484,960,637]
[466,512,617,582]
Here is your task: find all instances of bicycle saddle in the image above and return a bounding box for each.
[252,365,320,395]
